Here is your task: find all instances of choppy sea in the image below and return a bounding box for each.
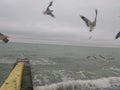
[0,42,120,90]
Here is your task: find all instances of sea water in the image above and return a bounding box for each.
[0,42,120,90]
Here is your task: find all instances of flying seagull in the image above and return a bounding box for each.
[115,32,120,40]
[43,1,55,18]
[80,9,98,32]
[0,33,9,43]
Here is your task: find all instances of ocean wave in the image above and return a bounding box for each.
[86,54,115,62]
[32,70,105,87]
[30,58,56,65]
[34,77,120,90]
[109,67,120,72]
[33,70,75,86]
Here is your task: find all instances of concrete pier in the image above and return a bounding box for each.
[21,60,33,90]
[0,60,33,90]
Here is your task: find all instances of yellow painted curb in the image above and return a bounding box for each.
[0,62,24,90]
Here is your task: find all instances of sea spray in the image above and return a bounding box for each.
[35,77,120,90]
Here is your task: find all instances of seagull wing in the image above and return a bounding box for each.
[0,33,9,43]
[115,32,120,39]
[80,15,92,27]
[49,13,55,18]
[49,1,53,7]
[95,9,97,16]
[93,9,98,26]
[47,1,53,10]
[0,33,5,40]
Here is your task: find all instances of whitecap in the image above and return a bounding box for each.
[34,77,120,90]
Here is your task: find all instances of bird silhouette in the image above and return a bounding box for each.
[80,9,97,32]
[43,1,55,18]
[0,33,9,43]
[115,32,120,40]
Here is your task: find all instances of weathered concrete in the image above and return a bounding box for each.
[0,62,24,90]
[21,60,34,90]
[0,60,34,90]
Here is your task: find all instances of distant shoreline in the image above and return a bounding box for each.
[4,41,120,49]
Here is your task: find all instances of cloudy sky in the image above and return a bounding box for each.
[0,0,120,47]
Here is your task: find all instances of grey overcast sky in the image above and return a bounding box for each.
[0,0,120,47]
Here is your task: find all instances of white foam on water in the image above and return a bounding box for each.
[33,70,76,86]
[34,77,120,90]
[76,71,87,79]
[110,67,120,72]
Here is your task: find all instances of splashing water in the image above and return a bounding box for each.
[35,77,120,90]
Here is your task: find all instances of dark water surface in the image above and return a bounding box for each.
[0,42,120,90]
